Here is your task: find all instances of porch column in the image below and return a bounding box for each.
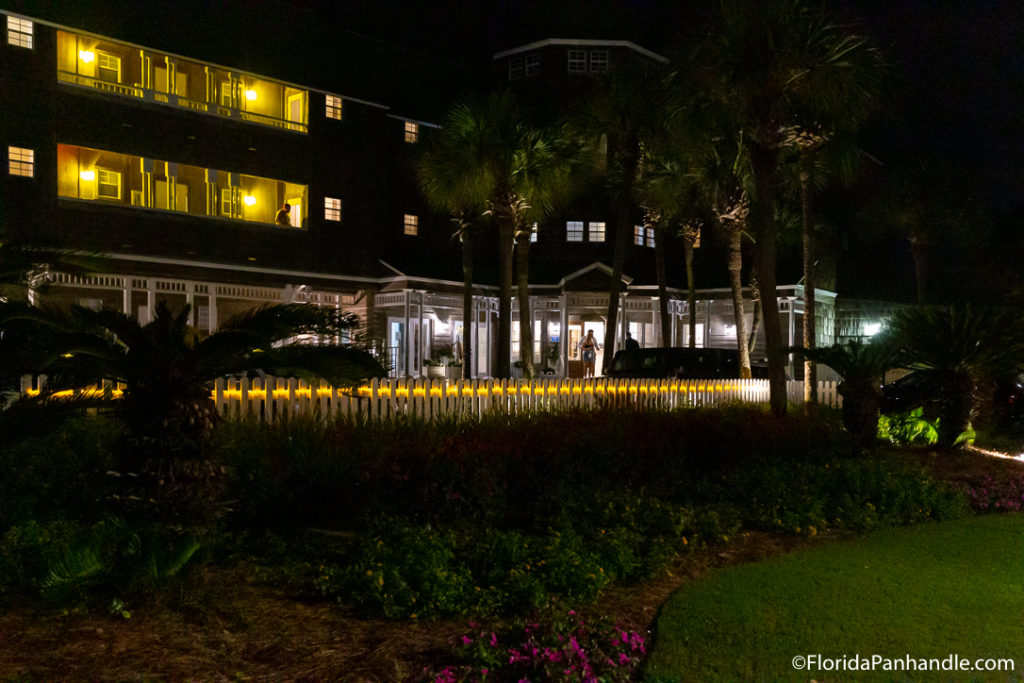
[146,280,156,324]
[208,284,218,333]
[122,280,131,316]
[619,292,628,350]
[185,282,195,327]
[559,293,569,376]
[403,289,411,378]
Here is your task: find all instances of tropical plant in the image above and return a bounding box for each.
[799,338,898,449]
[689,0,885,415]
[572,63,663,373]
[887,305,1024,447]
[418,92,579,378]
[0,300,383,521]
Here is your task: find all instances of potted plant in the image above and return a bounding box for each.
[423,358,446,379]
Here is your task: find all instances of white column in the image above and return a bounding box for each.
[146,280,156,324]
[559,293,569,376]
[403,289,411,378]
[208,284,218,333]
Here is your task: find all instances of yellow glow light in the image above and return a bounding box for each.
[245,89,258,101]
[243,194,256,206]
[80,170,95,181]
[79,50,95,63]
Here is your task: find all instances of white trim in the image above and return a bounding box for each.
[386,113,441,129]
[494,38,668,64]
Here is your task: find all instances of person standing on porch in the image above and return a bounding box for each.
[579,329,600,378]
[625,331,640,350]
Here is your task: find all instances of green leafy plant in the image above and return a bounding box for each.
[877,407,939,445]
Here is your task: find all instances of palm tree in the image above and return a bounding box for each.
[637,154,698,348]
[888,305,1024,447]
[691,0,885,416]
[418,92,577,378]
[573,63,662,374]
[801,338,898,449]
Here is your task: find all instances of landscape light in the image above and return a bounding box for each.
[864,322,882,336]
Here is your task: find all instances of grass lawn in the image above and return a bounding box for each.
[644,514,1024,683]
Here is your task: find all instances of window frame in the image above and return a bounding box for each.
[325,94,343,120]
[6,16,33,49]
[404,121,419,143]
[7,146,34,177]
[634,225,645,246]
[96,168,122,200]
[525,53,540,77]
[403,213,419,236]
[509,56,524,81]
[567,49,587,73]
[588,221,606,243]
[566,220,584,242]
[589,50,609,72]
[646,227,656,248]
[324,196,342,222]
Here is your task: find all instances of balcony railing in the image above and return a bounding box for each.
[57,70,307,133]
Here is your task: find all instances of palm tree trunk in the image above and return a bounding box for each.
[747,274,762,357]
[603,196,633,375]
[750,141,787,416]
[801,151,817,404]
[910,235,928,305]
[515,232,535,379]
[497,219,515,378]
[727,223,751,378]
[603,143,640,375]
[461,232,474,380]
[655,225,671,347]
[685,240,696,349]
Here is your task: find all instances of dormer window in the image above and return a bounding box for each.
[404,121,419,143]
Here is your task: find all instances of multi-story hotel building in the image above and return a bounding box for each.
[2,8,868,380]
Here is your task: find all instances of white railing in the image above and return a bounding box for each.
[211,376,841,422]
[18,375,840,422]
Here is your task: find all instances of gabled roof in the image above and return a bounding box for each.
[493,39,669,64]
[558,262,633,291]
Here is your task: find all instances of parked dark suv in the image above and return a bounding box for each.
[607,347,763,379]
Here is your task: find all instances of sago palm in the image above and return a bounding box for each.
[888,305,1024,447]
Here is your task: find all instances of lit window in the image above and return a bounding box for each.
[325,94,342,120]
[588,221,606,242]
[325,196,342,221]
[404,121,419,143]
[404,213,419,236]
[568,49,587,73]
[525,53,540,76]
[634,225,644,246]
[647,227,655,248]
[97,51,121,83]
[590,50,609,72]
[530,222,538,243]
[7,16,32,49]
[97,169,121,199]
[509,56,524,81]
[566,220,584,242]
[8,146,34,177]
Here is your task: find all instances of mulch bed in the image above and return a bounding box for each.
[2,445,1020,681]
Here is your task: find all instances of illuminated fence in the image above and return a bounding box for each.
[18,375,840,422]
[211,376,840,422]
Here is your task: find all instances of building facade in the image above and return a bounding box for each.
[2,10,845,380]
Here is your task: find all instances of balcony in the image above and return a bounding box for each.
[56,30,307,134]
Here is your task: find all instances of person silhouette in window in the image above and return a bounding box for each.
[275,203,292,227]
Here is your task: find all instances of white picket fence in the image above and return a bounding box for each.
[211,376,840,422]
